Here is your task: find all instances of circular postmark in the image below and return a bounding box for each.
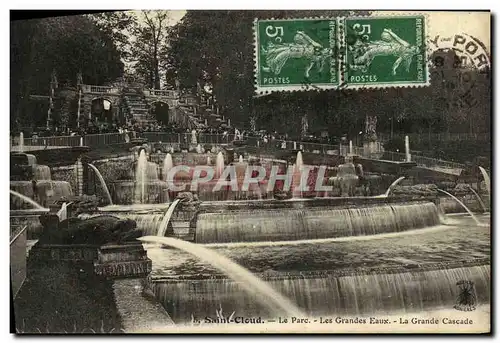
[428,33,490,110]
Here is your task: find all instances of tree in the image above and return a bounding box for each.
[10,15,125,131]
[128,11,170,89]
[167,10,372,131]
[86,11,136,63]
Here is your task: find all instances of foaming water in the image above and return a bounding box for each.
[139,236,305,319]
[150,264,490,324]
[88,163,113,205]
[195,202,440,244]
[10,190,45,209]
[437,189,481,226]
[33,165,51,180]
[201,224,456,248]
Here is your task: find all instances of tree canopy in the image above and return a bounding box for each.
[11,14,124,130]
[166,10,491,138]
[10,11,491,138]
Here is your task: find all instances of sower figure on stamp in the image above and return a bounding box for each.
[261,31,331,78]
[351,28,419,75]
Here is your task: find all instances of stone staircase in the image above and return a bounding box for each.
[123,89,156,126]
[119,85,230,130]
[177,93,229,130]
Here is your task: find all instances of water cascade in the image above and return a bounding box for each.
[151,264,489,323]
[34,165,51,180]
[195,202,441,243]
[10,160,73,209]
[437,189,481,226]
[88,163,113,205]
[157,199,182,236]
[139,236,305,319]
[467,185,487,213]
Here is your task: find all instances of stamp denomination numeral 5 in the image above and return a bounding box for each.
[352,23,371,40]
[266,25,284,42]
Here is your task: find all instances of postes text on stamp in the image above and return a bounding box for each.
[254,18,339,93]
[344,15,428,88]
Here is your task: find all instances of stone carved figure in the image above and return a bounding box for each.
[37,214,142,245]
[76,72,83,85]
[365,115,378,141]
[176,192,201,211]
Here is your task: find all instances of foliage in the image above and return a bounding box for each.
[126,11,171,89]
[166,11,490,139]
[10,15,124,130]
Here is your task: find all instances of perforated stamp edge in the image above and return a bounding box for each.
[253,17,341,95]
[252,12,433,94]
[339,12,431,90]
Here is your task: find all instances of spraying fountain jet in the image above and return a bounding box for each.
[157,198,182,236]
[10,190,46,210]
[292,151,304,198]
[437,189,482,226]
[138,236,305,318]
[239,155,244,163]
[135,150,148,204]
[87,163,113,205]
[19,132,24,153]
[467,185,487,213]
[383,177,406,197]
[478,166,490,200]
[163,153,174,180]
[216,152,224,178]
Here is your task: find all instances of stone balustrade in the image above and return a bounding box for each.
[81,84,120,94]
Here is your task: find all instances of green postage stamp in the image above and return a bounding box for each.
[253,15,429,93]
[254,18,340,93]
[344,15,428,88]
